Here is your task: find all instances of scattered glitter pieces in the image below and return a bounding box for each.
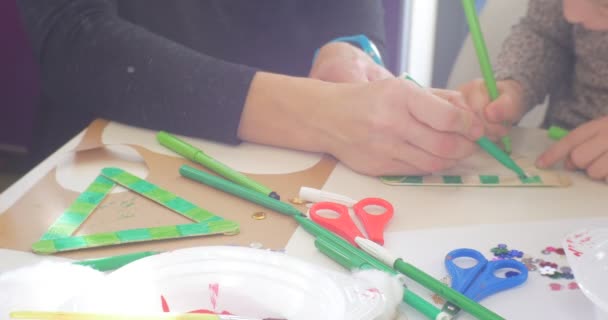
[289,197,306,205]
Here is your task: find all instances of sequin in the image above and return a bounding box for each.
[289,197,306,205]
[549,283,562,291]
[568,282,579,290]
[251,211,267,220]
[539,266,557,275]
[555,248,565,255]
[560,266,572,274]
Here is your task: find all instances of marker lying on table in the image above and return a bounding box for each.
[179,164,508,320]
[355,237,505,320]
[73,251,160,272]
[461,0,512,155]
[157,131,280,200]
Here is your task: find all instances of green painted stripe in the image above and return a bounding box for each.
[479,175,500,184]
[403,176,424,184]
[442,176,463,184]
[116,228,151,242]
[380,176,407,183]
[84,232,121,246]
[520,175,543,184]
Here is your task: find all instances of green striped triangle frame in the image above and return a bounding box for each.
[32,167,239,254]
[380,173,570,187]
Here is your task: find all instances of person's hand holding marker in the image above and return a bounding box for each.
[458,79,527,142]
[537,117,608,182]
[320,77,485,176]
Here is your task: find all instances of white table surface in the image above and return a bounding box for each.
[1,122,607,320]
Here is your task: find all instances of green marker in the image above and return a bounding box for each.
[74,251,160,271]
[157,131,280,200]
[179,165,446,319]
[548,125,569,141]
[462,0,512,154]
[356,237,505,320]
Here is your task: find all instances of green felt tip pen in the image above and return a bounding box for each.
[73,251,160,272]
[179,165,300,217]
[548,125,569,141]
[461,0,513,155]
[157,131,280,200]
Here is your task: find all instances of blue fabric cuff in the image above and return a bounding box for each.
[313,34,384,67]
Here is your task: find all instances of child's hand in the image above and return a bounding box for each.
[458,79,526,141]
[537,116,608,181]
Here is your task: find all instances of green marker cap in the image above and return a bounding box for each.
[548,125,569,141]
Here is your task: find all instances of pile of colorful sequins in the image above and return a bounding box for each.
[490,244,579,292]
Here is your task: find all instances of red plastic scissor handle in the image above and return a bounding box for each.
[308,201,364,246]
[353,197,394,245]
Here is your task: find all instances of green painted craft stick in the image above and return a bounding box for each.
[32,220,239,254]
[548,125,569,141]
[462,0,512,155]
[74,251,160,271]
[157,131,280,200]
[101,167,222,223]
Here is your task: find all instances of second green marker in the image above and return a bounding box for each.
[157,131,280,199]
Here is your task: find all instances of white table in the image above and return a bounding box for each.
[1,122,607,319]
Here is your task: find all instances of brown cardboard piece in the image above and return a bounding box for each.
[0,119,337,260]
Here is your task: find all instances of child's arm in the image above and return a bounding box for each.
[494,0,574,112]
[459,0,574,140]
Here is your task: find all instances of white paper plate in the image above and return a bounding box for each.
[563,228,608,316]
[63,246,386,320]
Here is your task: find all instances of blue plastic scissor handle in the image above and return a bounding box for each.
[445,248,528,302]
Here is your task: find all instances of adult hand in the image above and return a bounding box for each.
[458,79,526,141]
[309,41,393,83]
[537,117,608,181]
[321,78,485,176]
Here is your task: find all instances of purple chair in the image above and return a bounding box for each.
[0,0,39,156]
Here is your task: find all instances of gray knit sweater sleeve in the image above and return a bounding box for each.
[494,0,573,111]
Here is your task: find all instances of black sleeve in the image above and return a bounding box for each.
[16,0,256,144]
[304,1,387,61]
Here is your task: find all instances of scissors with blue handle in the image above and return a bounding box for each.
[308,197,393,247]
[444,248,528,310]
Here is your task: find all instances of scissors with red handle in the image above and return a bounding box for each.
[308,197,394,247]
